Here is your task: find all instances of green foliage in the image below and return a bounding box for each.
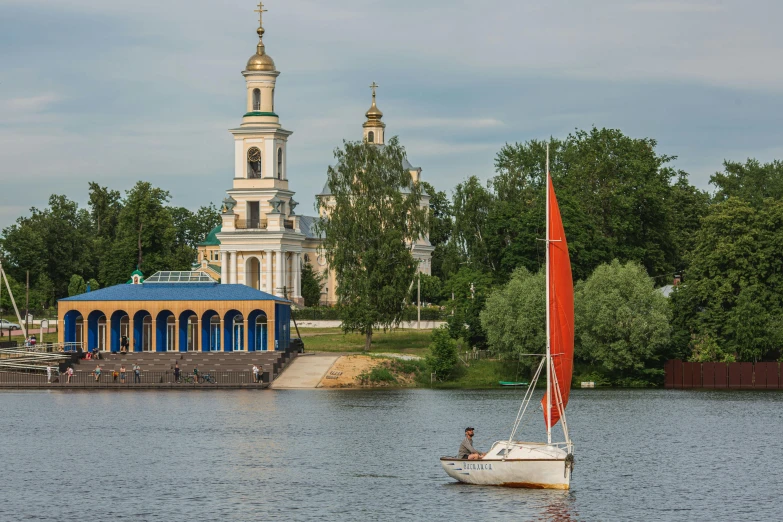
[315,137,426,350]
[491,129,680,279]
[1,195,94,297]
[420,181,455,281]
[410,273,443,304]
[426,327,460,379]
[711,158,783,207]
[480,267,545,366]
[357,366,397,384]
[574,260,672,374]
[86,278,100,292]
[443,267,493,348]
[688,333,736,363]
[300,262,324,307]
[0,181,213,299]
[387,357,426,375]
[671,198,783,362]
[101,181,192,286]
[68,275,87,297]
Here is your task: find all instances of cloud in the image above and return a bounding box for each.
[396,117,505,130]
[628,2,726,13]
[2,0,783,230]
[1,94,61,113]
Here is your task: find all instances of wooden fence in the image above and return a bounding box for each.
[665,360,781,389]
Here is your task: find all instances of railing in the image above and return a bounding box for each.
[15,342,83,353]
[0,369,270,386]
[236,218,267,230]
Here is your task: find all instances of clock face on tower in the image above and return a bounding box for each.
[247,147,262,162]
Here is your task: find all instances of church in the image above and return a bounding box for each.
[196,3,434,305]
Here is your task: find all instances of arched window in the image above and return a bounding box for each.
[247,147,262,178]
[277,148,283,180]
[252,89,261,111]
[367,131,374,143]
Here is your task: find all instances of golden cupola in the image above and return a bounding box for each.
[246,2,276,72]
[363,82,385,129]
[363,82,385,144]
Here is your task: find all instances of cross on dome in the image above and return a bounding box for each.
[254,2,268,26]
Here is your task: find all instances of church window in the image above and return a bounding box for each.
[247,147,262,178]
[252,89,261,111]
[277,148,283,180]
[368,131,374,143]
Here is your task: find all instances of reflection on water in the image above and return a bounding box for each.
[0,388,780,521]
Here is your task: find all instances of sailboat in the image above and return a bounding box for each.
[440,148,575,489]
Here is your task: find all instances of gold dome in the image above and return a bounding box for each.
[366,100,383,120]
[364,83,385,128]
[246,50,276,71]
[246,4,276,72]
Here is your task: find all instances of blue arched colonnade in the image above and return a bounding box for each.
[58,281,291,353]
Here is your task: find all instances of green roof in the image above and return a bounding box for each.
[198,225,222,247]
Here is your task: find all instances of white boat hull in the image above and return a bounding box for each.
[440,442,572,489]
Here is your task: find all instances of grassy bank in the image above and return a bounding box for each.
[300,328,433,356]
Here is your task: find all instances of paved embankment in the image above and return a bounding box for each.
[293,320,445,329]
[269,354,339,389]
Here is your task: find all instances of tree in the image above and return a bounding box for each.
[420,181,455,281]
[300,262,324,307]
[480,267,546,364]
[68,275,87,297]
[574,260,671,375]
[711,158,783,207]
[100,182,187,285]
[443,267,493,349]
[316,137,427,350]
[426,327,460,379]
[666,172,711,272]
[485,129,682,280]
[410,273,443,305]
[451,176,494,272]
[671,198,783,361]
[88,182,121,239]
[0,195,94,298]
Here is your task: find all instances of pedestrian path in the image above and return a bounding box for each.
[270,354,339,389]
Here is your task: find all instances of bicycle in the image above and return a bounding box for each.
[201,373,217,384]
[178,375,195,384]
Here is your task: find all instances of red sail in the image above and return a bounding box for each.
[541,174,574,429]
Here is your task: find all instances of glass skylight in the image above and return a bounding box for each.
[145,271,215,283]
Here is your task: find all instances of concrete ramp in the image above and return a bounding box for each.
[270,355,339,389]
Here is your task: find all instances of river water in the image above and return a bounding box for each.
[1,388,780,521]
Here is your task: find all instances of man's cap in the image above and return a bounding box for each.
[465,427,474,432]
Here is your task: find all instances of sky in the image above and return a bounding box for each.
[1,0,782,230]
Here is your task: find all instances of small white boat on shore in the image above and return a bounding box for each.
[440,149,576,489]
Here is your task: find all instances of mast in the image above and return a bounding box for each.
[545,143,552,445]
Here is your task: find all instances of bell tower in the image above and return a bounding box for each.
[363,82,385,145]
[229,1,292,187]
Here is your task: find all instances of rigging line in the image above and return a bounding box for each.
[506,357,546,453]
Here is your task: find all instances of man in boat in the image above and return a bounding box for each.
[458,427,486,460]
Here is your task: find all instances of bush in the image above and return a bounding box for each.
[357,366,397,384]
[426,327,459,379]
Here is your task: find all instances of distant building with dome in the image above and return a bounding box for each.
[195,4,433,305]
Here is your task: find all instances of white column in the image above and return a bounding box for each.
[275,250,283,297]
[230,251,238,285]
[221,251,229,285]
[294,253,301,298]
[264,249,272,293]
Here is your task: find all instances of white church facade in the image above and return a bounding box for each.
[196,4,433,305]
